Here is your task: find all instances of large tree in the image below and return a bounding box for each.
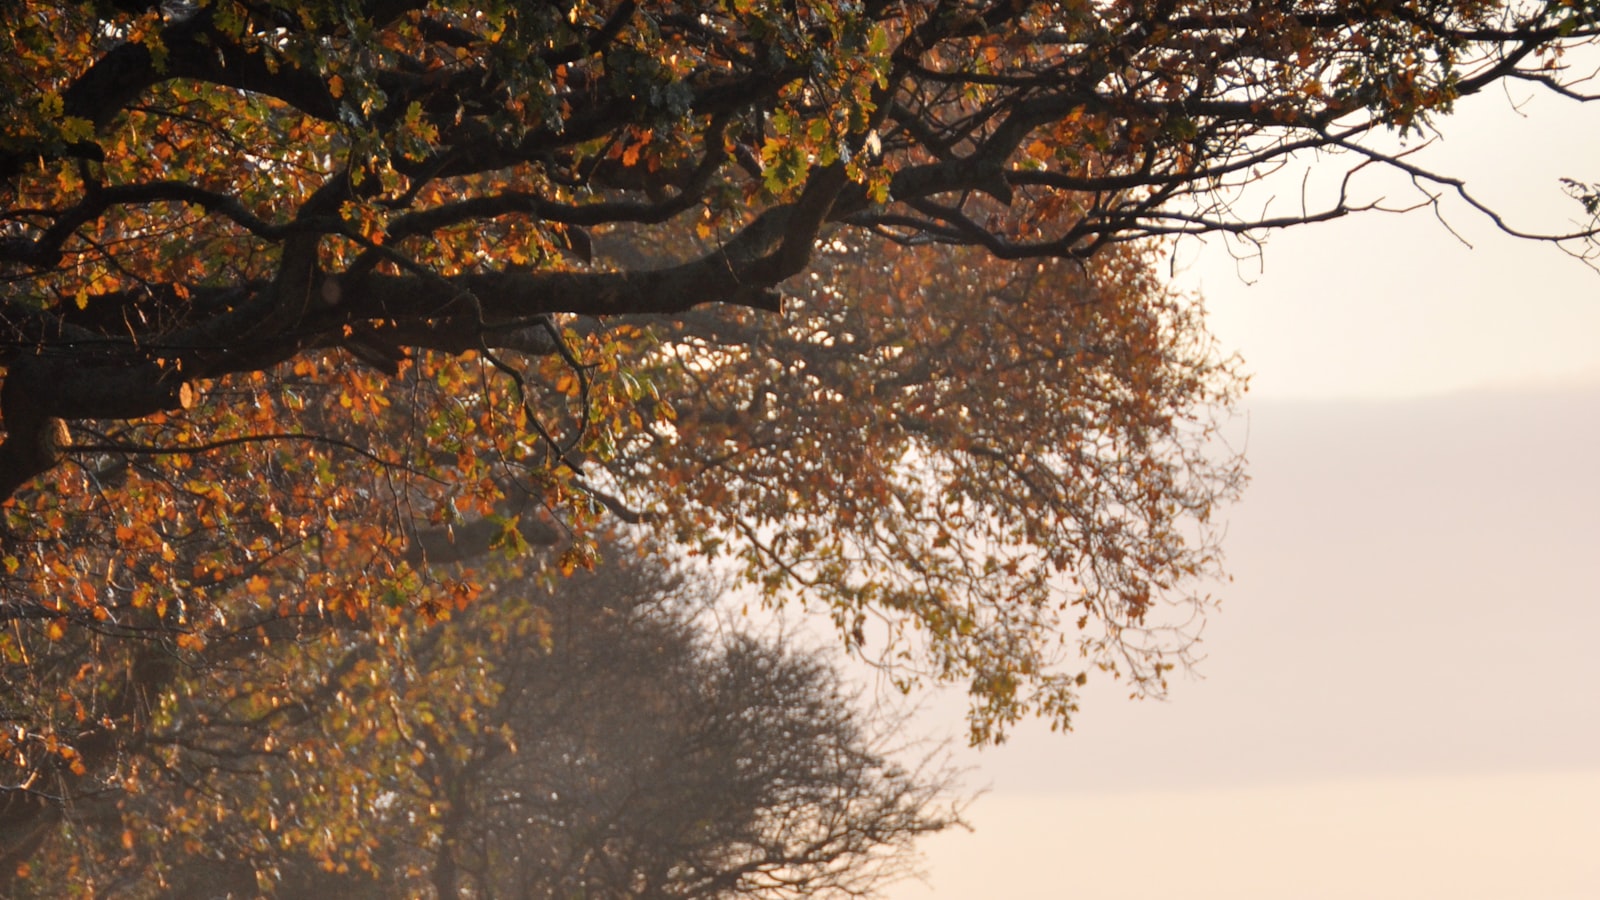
[1,0,1597,841]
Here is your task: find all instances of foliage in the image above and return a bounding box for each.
[3,541,959,897]
[637,235,1243,740]
[1,0,1598,882]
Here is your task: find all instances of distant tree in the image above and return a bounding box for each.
[6,542,961,897]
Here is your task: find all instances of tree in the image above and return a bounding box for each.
[6,540,960,898]
[1,0,1597,826]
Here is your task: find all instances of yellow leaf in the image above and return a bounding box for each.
[329,74,344,98]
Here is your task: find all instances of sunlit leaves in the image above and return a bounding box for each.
[619,229,1246,741]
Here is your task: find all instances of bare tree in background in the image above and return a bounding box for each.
[25,542,962,899]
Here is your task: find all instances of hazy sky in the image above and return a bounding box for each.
[888,389,1600,899]
[1187,80,1600,401]
[881,62,1600,900]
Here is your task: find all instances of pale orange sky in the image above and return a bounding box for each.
[900,773,1600,899]
[887,386,1600,898]
[1183,80,1600,401]
[881,67,1600,900]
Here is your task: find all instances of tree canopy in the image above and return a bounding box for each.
[2,2,1598,857]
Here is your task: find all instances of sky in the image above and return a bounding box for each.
[878,60,1600,900]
